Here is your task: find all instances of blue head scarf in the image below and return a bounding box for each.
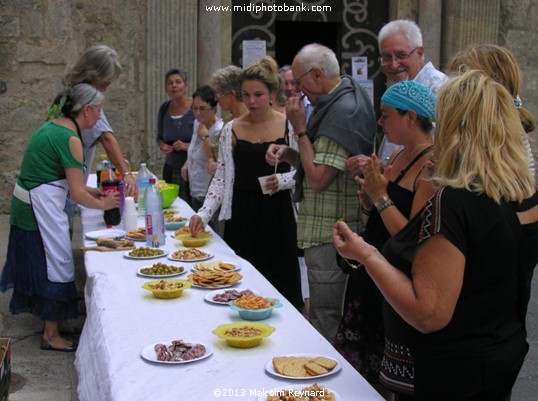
[381,80,436,119]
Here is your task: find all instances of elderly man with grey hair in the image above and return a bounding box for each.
[347,19,448,174]
[266,43,377,341]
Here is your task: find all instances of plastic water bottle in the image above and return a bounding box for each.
[145,177,165,247]
[137,163,151,216]
[102,162,121,227]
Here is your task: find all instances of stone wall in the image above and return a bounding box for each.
[0,0,146,212]
[500,0,538,159]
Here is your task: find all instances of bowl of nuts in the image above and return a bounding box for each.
[142,279,192,299]
[228,294,282,321]
[212,322,275,348]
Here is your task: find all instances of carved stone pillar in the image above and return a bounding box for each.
[442,0,500,66]
[197,0,232,87]
[146,0,197,172]
[419,0,442,67]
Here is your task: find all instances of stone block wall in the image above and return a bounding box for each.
[0,0,146,212]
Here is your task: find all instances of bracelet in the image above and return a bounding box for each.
[376,199,395,213]
[202,135,209,140]
[362,247,378,263]
[362,208,373,216]
[123,171,134,177]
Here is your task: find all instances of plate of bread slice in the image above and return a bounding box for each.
[266,354,341,380]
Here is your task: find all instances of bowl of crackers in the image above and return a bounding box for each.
[212,322,275,348]
[142,279,192,299]
[228,294,282,321]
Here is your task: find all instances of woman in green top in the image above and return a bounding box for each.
[0,84,120,352]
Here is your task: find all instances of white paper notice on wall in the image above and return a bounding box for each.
[352,56,368,80]
[243,40,266,68]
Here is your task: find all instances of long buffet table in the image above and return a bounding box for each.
[75,196,384,401]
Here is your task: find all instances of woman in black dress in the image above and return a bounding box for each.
[190,56,303,310]
[334,80,436,387]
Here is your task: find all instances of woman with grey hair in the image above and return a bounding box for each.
[62,44,136,196]
[1,83,121,352]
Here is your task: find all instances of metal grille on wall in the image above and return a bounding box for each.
[146,0,197,173]
[231,0,389,109]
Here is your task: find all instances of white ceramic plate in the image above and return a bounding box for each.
[124,249,169,260]
[256,385,341,401]
[85,229,126,241]
[167,251,213,263]
[203,288,260,305]
[191,260,241,273]
[140,341,213,365]
[265,353,342,380]
[137,266,187,278]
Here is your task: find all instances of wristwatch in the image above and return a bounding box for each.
[294,131,307,142]
[374,195,390,209]
[202,135,210,140]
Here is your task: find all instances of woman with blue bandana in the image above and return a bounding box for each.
[333,80,437,392]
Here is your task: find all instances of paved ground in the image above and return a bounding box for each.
[0,212,536,400]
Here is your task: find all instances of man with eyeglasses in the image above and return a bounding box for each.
[347,20,448,175]
[266,43,377,341]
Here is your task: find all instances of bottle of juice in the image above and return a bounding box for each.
[95,154,108,188]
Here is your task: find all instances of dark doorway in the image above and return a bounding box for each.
[274,21,339,67]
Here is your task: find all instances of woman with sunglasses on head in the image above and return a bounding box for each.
[1,84,121,352]
[156,68,195,205]
[190,56,303,310]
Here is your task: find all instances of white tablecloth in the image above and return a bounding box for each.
[75,197,384,401]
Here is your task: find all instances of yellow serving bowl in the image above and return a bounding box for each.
[174,231,212,247]
[141,279,192,299]
[212,322,275,348]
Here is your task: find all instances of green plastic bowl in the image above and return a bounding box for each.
[160,183,179,208]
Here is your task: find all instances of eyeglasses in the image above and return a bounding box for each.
[192,106,213,112]
[215,92,228,100]
[293,68,314,87]
[379,47,419,64]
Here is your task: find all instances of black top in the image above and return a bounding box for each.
[381,187,538,399]
[223,124,303,310]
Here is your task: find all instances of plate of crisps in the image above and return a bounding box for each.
[192,260,240,273]
[256,384,340,401]
[187,270,242,289]
[125,227,146,241]
[168,248,213,262]
[265,354,341,380]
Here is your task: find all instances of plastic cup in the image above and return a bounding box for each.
[258,176,273,195]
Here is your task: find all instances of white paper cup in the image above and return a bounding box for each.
[123,197,136,214]
[258,175,273,195]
